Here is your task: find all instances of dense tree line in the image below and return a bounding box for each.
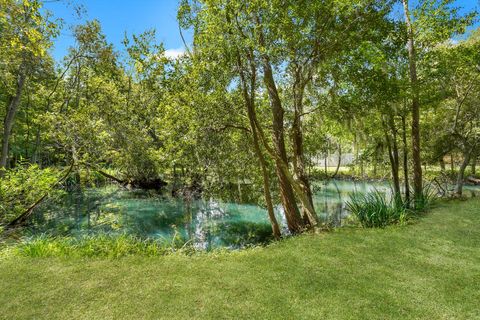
[0,0,478,234]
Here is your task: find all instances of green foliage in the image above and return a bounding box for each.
[413,183,437,212]
[347,182,439,228]
[0,163,61,225]
[0,0,478,242]
[0,0,59,66]
[346,190,409,228]
[9,233,195,259]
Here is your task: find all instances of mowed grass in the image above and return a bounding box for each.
[1,199,479,320]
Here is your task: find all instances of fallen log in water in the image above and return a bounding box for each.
[130,178,167,190]
[97,169,125,185]
[97,170,167,190]
[466,176,480,185]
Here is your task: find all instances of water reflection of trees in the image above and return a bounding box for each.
[28,181,410,248]
[30,187,123,235]
[187,200,272,249]
[29,188,274,249]
[313,180,391,227]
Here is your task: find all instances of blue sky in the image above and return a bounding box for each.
[43,0,193,61]
[44,0,479,62]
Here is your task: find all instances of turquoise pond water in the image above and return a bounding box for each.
[28,180,479,249]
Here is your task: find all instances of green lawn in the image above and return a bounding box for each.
[1,199,479,320]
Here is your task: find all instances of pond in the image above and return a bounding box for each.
[27,180,478,249]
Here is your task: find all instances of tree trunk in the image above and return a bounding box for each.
[291,76,317,226]
[237,181,243,202]
[401,115,410,205]
[450,154,455,173]
[236,51,282,238]
[331,144,342,179]
[24,94,31,159]
[324,150,328,176]
[255,21,308,232]
[391,117,401,197]
[262,61,304,233]
[1,68,26,175]
[455,148,472,196]
[250,122,281,239]
[97,169,126,185]
[243,74,282,238]
[472,154,477,175]
[384,118,401,197]
[402,0,423,203]
[439,158,446,171]
[257,150,282,239]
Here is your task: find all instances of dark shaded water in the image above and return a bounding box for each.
[28,180,479,249]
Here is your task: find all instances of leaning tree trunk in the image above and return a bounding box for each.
[226,15,282,235]
[250,116,281,239]
[291,74,317,227]
[263,62,304,233]
[455,147,473,196]
[254,22,306,233]
[331,144,342,179]
[1,68,26,176]
[237,54,282,239]
[402,0,423,204]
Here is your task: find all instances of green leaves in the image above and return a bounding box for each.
[0,163,62,225]
[0,0,58,60]
[346,189,409,228]
[410,0,477,49]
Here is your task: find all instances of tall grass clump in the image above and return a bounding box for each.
[346,190,409,228]
[412,183,437,212]
[10,233,195,258]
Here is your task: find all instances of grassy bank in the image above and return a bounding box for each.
[1,199,479,319]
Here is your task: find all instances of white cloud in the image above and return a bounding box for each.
[164,47,185,59]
